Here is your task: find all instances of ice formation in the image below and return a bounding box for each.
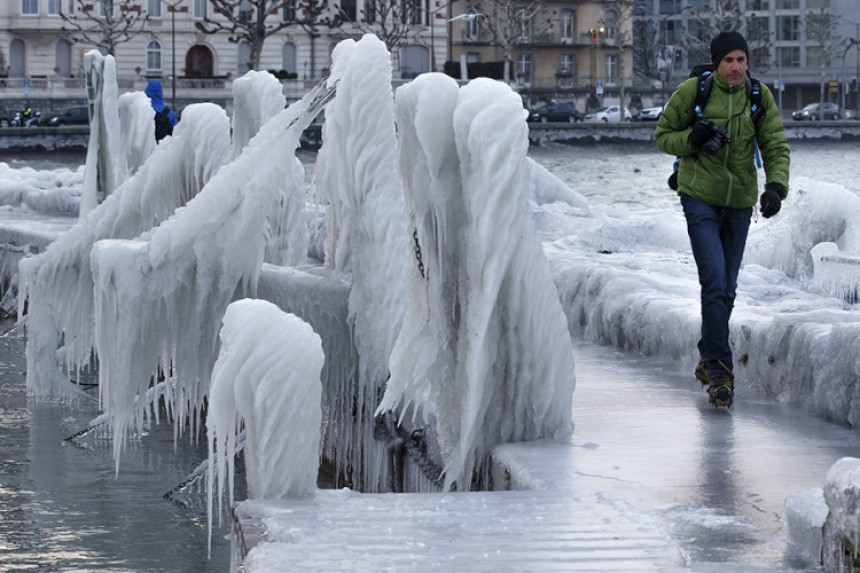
[378,74,575,490]
[81,50,121,215]
[117,91,156,176]
[20,103,232,398]
[207,299,323,536]
[312,34,408,491]
[90,84,314,466]
[230,70,286,157]
[823,457,860,571]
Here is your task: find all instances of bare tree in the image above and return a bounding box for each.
[61,0,149,55]
[196,0,342,72]
[596,0,634,117]
[467,0,553,83]
[681,0,771,73]
[336,0,424,53]
[805,6,843,116]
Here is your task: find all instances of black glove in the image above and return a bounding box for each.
[760,183,783,218]
[688,118,714,149]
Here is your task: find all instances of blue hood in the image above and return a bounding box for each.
[145,80,166,113]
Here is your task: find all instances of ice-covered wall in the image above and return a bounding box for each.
[379,74,576,491]
[91,89,316,467]
[786,457,860,570]
[313,34,408,492]
[20,103,231,398]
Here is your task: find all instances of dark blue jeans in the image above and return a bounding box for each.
[680,193,752,376]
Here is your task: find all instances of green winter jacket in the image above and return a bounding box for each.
[655,72,790,209]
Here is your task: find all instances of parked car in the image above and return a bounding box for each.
[635,102,667,122]
[528,103,584,123]
[46,106,90,126]
[0,106,12,127]
[585,105,633,123]
[791,102,842,121]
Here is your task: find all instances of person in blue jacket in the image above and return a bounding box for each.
[144,79,178,141]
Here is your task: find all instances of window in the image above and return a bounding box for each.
[776,0,799,9]
[340,0,356,21]
[806,46,827,67]
[99,0,115,17]
[400,0,421,26]
[778,46,800,67]
[517,9,532,42]
[282,42,296,75]
[49,0,62,15]
[148,0,161,18]
[147,40,163,74]
[560,10,575,43]
[195,0,207,19]
[283,0,296,22]
[22,0,38,15]
[807,0,830,7]
[749,0,769,9]
[659,0,681,15]
[239,0,252,23]
[603,10,618,39]
[606,54,619,81]
[663,19,680,45]
[363,0,375,23]
[776,16,799,41]
[517,53,533,86]
[560,54,572,72]
[67,0,74,14]
[238,41,252,75]
[465,8,481,40]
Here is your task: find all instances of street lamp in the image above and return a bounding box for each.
[163,0,187,110]
[589,27,604,104]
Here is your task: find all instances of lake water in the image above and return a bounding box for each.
[0,139,856,571]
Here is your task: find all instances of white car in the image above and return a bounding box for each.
[585,105,633,123]
[636,102,667,122]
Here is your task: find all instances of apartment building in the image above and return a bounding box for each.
[0,0,447,110]
[635,0,860,113]
[448,0,634,111]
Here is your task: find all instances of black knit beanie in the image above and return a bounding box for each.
[710,31,749,66]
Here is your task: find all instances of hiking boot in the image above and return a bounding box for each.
[707,371,735,408]
[695,358,709,386]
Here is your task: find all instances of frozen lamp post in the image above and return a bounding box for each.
[164,0,187,110]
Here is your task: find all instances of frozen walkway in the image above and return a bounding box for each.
[235,337,860,572]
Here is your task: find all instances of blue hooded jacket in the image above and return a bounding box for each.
[145,80,178,127]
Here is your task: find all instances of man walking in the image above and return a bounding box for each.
[655,31,790,407]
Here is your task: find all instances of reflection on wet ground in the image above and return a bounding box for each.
[0,322,231,572]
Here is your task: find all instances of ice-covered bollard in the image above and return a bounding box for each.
[784,488,828,563]
[823,457,860,571]
[208,299,324,521]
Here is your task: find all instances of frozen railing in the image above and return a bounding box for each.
[811,242,860,303]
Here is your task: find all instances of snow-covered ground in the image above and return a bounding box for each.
[1,39,858,571]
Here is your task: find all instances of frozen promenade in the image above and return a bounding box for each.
[235,336,860,572]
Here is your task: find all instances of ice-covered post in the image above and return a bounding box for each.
[82,50,121,215]
[207,300,323,538]
[379,74,576,491]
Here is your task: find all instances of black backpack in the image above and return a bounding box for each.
[668,64,764,190]
[154,108,173,142]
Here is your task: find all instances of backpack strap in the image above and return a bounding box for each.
[693,72,713,120]
[749,77,765,123]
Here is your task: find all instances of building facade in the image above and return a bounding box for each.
[634,0,860,113]
[448,0,635,111]
[0,0,447,110]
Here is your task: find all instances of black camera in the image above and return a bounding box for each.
[702,123,731,155]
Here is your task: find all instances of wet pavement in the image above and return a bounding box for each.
[237,336,860,572]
